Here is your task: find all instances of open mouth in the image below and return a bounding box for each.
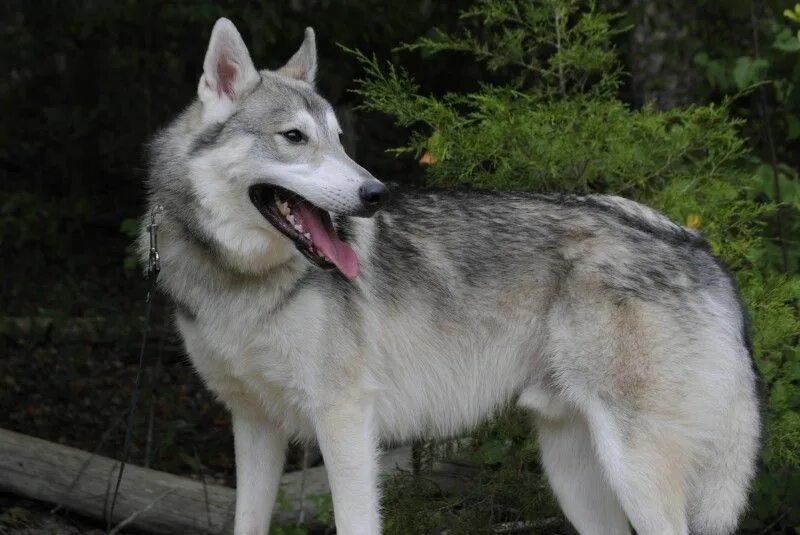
[248,184,360,279]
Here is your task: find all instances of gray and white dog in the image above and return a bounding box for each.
[142,18,760,535]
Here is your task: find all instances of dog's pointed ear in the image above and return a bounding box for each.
[199,18,260,102]
[278,28,317,85]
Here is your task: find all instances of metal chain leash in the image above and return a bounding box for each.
[106,205,163,531]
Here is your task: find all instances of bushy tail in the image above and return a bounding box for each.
[688,361,760,535]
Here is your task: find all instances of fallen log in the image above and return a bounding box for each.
[1,427,230,533]
[0,428,476,533]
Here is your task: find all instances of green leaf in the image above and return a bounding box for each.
[773,27,800,52]
[732,56,769,89]
[788,114,800,141]
[785,5,800,23]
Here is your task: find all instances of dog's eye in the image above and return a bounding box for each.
[282,130,306,144]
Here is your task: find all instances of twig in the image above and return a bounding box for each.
[441,517,560,535]
[217,497,236,535]
[297,445,310,526]
[195,449,213,531]
[108,488,176,535]
[750,2,790,273]
[412,439,423,475]
[51,416,121,514]
[758,508,787,535]
[102,461,119,525]
[554,7,566,97]
[493,517,561,533]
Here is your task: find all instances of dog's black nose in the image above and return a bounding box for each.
[359,182,388,207]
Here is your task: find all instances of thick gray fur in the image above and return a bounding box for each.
[142,18,760,535]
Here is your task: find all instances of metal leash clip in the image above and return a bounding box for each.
[146,204,164,286]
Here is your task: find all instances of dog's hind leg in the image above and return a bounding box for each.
[534,410,631,535]
[585,403,690,535]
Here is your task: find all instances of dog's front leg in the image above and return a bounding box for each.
[232,406,287,535]
[315,399,380,534]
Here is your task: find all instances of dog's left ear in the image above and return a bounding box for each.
[278,28,317,85]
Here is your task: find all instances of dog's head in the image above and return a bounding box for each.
[157,18,386,278]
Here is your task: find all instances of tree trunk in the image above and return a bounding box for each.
[628,0,700,109]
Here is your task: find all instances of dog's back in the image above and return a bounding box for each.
[343,190,759,534]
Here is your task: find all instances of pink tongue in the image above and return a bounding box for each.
[295,205,360,279]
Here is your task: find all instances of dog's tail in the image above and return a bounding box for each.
[688,343,760,535]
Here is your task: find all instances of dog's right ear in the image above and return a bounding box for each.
[198,18,259,113]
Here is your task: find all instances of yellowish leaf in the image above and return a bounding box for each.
[686,214,702,229]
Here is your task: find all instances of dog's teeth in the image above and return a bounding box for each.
[286,214,295,224]
[276,200,290,216]
[304,232,311,240]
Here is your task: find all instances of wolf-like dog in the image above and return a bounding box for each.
[142,18,760,535]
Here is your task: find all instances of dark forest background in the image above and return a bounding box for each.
[1,0,798,533]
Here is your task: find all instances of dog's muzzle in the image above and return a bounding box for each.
[356,181,389,217]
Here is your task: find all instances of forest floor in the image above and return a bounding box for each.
[0,273,305,533]
[0,493,105,534]
[0,292,238,481]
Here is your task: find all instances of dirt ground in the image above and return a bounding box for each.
[0,287,247,533]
